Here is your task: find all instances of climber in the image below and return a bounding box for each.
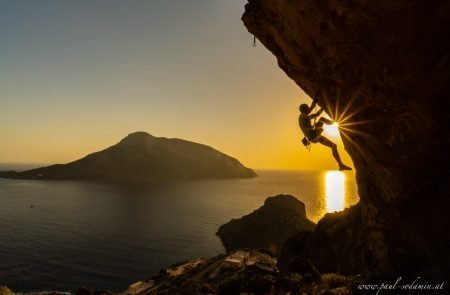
[298,97,352,171]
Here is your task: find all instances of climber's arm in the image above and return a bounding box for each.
[307,100,317,114]
[309,108,324,119]
[307,89,320,114]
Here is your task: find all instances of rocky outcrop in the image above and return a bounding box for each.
[0,132,256,181]
[217,195,315,253]
[120,250,359,295]
[279,205,365,274]
[243,0,450,278]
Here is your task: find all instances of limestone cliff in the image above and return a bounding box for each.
[243,0,450,278]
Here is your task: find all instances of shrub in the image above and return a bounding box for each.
[321,273,348,289]
[0,287,14,295]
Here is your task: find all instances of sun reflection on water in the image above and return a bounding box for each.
[325,171,346,212]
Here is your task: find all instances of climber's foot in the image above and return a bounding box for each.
[339,164,352,171]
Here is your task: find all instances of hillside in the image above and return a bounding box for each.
[0,132,256,181]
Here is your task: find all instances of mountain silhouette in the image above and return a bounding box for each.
[0,132,256,181]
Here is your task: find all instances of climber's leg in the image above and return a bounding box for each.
[317,136,342,165]
[313,117,332,132]
[318,117,333,125]
[317,136,352,171]
[315,121,324,129]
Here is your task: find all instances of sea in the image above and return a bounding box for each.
[0,169,359,292]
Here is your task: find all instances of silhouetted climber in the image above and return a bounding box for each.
[298,97,352,171]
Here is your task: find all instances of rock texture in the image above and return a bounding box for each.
[0,132,256,181]
[243,0,450,278]
[217,195,315,253]
[120,249,359,295]
[279,205,365,274]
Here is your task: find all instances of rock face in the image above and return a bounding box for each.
[0,132,256,181]
[217,195,316,253]
[279,205,365,274]
[243,0,450,278]
[121,249,357,295]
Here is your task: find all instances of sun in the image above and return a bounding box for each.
[323,122,341,138]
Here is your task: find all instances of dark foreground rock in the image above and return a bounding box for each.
[0,132,256,182]
[217,195,316,254]
[279,205,365,275]
[119,249,359,295]
[75,288,112,295]
[243,0,450,278]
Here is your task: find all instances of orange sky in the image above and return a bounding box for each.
[0,1,352,170]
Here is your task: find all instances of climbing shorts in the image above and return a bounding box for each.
[308,127,324,143]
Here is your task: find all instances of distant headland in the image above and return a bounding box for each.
[0,132,256,181]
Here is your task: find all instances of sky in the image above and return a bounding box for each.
[0,0,352,170]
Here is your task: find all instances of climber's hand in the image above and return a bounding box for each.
[314,89,320,100]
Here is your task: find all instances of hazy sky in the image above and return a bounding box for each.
[0,0,351,170]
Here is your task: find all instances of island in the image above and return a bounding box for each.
[0,132,256,181]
